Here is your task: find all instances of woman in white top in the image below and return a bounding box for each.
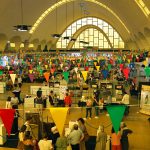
[5,96,12,109]
[38,134,53,150]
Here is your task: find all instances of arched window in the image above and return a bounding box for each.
[56,17,124,49]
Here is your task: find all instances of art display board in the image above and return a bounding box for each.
[0,118,6,145]
[140,85,150,115]
[59,85,67,100]
[24,97,35,108]
[115,85,123,100]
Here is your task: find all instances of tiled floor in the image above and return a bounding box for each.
[0,83,150,150]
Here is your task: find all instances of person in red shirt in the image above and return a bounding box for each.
[111,127,121,150]
[64,93,72,107]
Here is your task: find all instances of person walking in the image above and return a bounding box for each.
[121,92,130,115]
[85,97,93,119]
[120,122,133,150]
[95,125,107,150]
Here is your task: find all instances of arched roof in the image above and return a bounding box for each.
[0,0,150,50]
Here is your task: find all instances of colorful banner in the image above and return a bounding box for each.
[94,62,97,66]
[143,60,148,66]
[123,68,130,79]
[119,64,124,71]
[28,74,34,82]
[44,72,50,82]
[106,105,126,133]
[9,71,13,74]
[96,66,100,71]
[144,67,150,77]
[49,108,68,136]
[0,70,3,75]
[7,65,10,70]
[108,64,112,71]
[63,71,69,82]
[85,66,89,71]
[102,70,108,79]
[50,68,55,74]
[29,70,33,74]
[60,64,63,69]
[74,67,78,73]
[45,65,48,69]
[10,74,16,84]
[0,109,15,136]
[81,71,88,81]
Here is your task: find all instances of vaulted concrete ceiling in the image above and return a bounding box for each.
[0,0,150,50]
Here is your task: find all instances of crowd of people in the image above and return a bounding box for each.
[17,116,132,150]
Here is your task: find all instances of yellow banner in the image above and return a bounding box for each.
[96,66,100,71]
[49,108,68,136]
[81,71,88,81]
[29,70,33,74]
[143,60,148,66]
[94,62,97,66]
[45,65,48,69]
[10,74,16,84]
[127,59,130,63]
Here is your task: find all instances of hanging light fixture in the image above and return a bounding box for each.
[79,2,89,45]
[13,0,31,31]
[70,0,77,42]
[51,0,61,38]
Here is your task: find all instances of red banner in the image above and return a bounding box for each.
[0,109,15,136]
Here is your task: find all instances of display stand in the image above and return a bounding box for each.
[100,81,113,99]
[115,85,123,100]
[0,82,5,93]
[24,97,35,108]
[140,85,150,115]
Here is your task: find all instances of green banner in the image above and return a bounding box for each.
[63,71,69,82]
[106,105,126,133]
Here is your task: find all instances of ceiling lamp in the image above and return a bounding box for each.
[79,41,89,44]
[51,34,61,38]
[51,0,61,38]
[14,25,31,31]
[13,0,31,32]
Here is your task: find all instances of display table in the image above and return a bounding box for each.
[0,82,5,93]
[0,82,6,88]
[24,97,35,108]
[0,119,6,145]
[30,86,63,96]
[140,85,150,115]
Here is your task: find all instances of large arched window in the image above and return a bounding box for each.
[56,17,124,49]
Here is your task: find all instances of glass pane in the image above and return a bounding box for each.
[57,42,61,48]
[87,19,92,24]
[89,35,93,41]
[114,32,119,38]
[89,28,93,35]
[99,40,103,47]
[104,42,108,48]
[94,30,98,36]
[99,33,104,40]
[89,41,93,46]
[114,39,118,47]
[119,42,124,48]
[103,27,108,35]
[109,29,113,36]
[84,30,89,37]
[77,24,81,29]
